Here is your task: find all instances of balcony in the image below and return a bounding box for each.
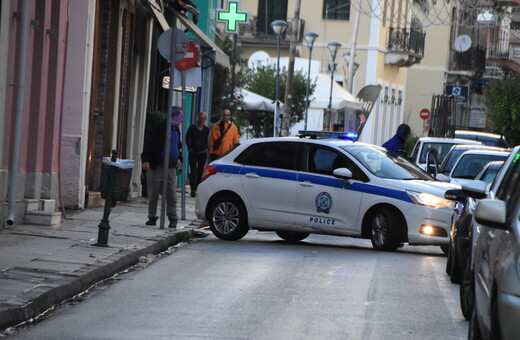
[235,16,305,48]
[384,27,425,67]
[487,41,520,73]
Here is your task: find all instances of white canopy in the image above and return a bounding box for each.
[309,73,363,111]
[239,89,283,112]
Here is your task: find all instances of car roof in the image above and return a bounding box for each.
[448,144,505,151]
[241,136,376,148]
[458,149,510,157]
[454,130,504,138]
[417,137,482,144]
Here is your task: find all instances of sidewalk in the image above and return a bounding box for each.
[0,190,206,330]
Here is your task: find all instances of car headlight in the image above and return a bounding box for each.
[407,190,455,209]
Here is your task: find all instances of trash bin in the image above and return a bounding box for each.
[100,157,134,201]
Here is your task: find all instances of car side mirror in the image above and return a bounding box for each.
[461,180,487,200]
[444,189,466,202]
[333,167,353,181]
[474,199,507,230]
[436,173,450,182]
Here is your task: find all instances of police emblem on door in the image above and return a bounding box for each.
[315,192,333,214]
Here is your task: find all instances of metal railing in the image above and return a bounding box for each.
[387,27,425,57]
[238,16,305,43]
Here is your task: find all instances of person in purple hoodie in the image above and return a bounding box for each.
[141,106,183,228]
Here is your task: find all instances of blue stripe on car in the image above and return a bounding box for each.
[214,164,413,204]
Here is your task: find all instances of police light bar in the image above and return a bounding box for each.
[298,130,358,141]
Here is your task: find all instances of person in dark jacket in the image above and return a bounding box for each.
[382,124,411,155]
[141,106,183,228]
[186,112,209,197]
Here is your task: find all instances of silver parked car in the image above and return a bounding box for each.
[468,145,520,339]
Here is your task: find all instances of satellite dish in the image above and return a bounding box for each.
[248,51,271,69]
[454,35,472,52]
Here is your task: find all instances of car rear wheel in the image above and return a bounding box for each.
[209,196,249,241]
[275,231,309,243]
[460,256,474,320]
[369,208,400,251]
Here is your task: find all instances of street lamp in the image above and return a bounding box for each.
[326,41,341,131]
[303,32,319,131]
[271,20,287,136]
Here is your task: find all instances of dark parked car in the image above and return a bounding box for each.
[468,145,520,339]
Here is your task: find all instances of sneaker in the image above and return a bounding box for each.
[190,191,196,197]
[145,216,158,226]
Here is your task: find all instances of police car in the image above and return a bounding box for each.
[195,131,459,252]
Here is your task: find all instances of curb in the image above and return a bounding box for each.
[0,229,194,330]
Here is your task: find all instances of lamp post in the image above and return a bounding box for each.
[303,32,318,131]
[326,41,341,131]
[271,20,287,136]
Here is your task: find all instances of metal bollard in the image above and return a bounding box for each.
[93,149,118,247]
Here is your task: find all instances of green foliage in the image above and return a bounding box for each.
[484,77,520,146]
[237,63,316,137]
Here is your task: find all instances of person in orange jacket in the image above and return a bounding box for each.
[209,109,239,162]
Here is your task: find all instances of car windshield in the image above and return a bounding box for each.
[452,154,508,179]
[479,165,501,186]
[419,142,456,163]
[342,145,433,180]
[441,149,465,174]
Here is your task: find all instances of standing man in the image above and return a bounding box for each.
[209,109,239,162]
[382,123,411,155]
[186,112,209,197]
[141,106,183,228]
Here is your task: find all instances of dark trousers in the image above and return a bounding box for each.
[189,152,207,192]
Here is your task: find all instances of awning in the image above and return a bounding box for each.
[149,5,229,68]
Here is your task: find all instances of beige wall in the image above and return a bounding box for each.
[222,1,450,144]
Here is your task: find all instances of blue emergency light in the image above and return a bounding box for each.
[298,130,358,141]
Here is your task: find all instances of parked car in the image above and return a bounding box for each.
[196,132,459,252]
[409,137,482,171]
[436,149,510,185]
[454,130,509,148]
[438,144,507,176]
[444,161,503,285]
[468,145,520,339]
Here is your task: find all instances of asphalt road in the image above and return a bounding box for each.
[8,231,468,339]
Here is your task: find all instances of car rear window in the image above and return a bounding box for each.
[234,141,298,170]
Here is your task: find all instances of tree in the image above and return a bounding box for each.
[484,77,520,146]
[237,63,316,138]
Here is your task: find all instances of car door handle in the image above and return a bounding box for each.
[488,230,496,239]
[245,172,260,178]
[299,181,314,187]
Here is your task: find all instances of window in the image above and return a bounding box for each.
[323,0,350,21]
[256,0,289,37]
[305,145,369,181]
[235,142,298,170]
[496,151,520,210]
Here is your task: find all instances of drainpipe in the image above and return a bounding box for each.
[7,0,30,225]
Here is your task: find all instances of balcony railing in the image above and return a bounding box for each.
[237,16,305,43]
[387,27,425,56]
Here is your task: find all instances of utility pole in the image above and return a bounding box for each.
[282,0,301,136]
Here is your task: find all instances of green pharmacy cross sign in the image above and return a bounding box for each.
[217,1,249,34]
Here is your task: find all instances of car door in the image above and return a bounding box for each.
[295,144,367,233]
[237,141,299,228]
[474,151,520,326]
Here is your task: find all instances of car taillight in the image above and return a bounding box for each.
[201,165,217,183]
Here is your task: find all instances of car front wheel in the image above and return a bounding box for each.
[276,231,309,243]
[369,208,400,251]
[209,195,249,241]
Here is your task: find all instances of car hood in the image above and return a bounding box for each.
[382,179,460,197]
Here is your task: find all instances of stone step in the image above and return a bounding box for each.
[24,211,61,226]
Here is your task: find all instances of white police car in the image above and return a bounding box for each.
[195,131,459,252]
